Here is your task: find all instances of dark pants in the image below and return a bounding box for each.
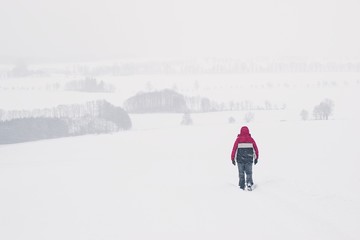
[237,162,253,188]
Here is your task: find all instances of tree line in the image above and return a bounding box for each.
[0,100,131,144]
[5,59,360,79]
[65,77,115,92]
[124,89,285,114]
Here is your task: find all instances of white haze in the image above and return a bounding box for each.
[1,0,360,62]
[1,1,360,239]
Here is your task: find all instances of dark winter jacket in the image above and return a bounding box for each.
[231,126,259,164]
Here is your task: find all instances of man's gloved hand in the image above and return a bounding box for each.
[254,158,258,165]
[232,160,236,166]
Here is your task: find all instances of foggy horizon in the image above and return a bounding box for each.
[1,0,360,63]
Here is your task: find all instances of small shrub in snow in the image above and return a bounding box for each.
[228,116,236,124]
[244,112,254,123]
[181,112,193,125]
[300,109,309,121]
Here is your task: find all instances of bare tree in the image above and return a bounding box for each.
[313,99,334,120]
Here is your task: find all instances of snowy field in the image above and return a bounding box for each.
[1,72,360,239]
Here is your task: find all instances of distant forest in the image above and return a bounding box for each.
[124,89,187,113]
[2,58,360,78]
[0,100,131,144]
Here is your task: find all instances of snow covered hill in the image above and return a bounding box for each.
[1,113,359,240]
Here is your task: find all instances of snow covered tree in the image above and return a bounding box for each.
[300,109,309,121]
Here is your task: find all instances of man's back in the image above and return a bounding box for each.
[231,126,259,163]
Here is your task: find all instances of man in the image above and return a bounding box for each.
[231,126,259,190]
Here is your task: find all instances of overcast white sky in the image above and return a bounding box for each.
[1,0,359,62]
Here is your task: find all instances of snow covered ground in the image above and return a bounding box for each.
[1,72,360,239]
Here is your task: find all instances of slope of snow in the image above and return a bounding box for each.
[1,113,359,240]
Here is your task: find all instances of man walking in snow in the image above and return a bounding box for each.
[231,126,259,190]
